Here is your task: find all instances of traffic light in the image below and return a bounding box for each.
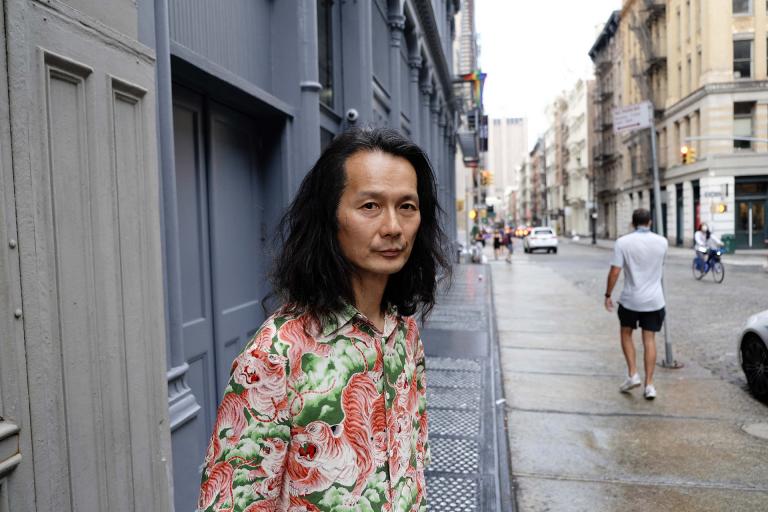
[680,145,697,164]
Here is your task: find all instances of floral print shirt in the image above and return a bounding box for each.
[198,304,430,512]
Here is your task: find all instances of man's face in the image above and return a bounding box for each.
[336,150,421,281]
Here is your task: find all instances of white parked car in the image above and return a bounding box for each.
[739,309,768,401]
[523,227,558,254]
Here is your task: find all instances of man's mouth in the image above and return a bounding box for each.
[377,246,404,257]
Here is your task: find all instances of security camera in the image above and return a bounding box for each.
[345,108,359,123]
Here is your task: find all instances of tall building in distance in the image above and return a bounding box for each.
[487,117,528,224]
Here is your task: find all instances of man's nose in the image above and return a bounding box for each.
[380,207,403,237]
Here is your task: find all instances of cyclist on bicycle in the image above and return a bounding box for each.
[694,223,723,266]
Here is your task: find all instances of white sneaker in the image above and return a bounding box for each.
[644,385,657,400]
[619,373,642,393]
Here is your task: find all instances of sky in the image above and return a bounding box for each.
[476,0,622,148]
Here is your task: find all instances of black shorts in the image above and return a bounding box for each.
[617,304,665,332]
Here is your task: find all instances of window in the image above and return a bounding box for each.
[733,0,751,14]
[734,101,755,150]
[317,0,334,108]
[733,39,752,78]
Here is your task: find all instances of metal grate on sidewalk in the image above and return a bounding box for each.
[426,355,484,512]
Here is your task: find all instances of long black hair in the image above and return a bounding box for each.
[269,127,451,319]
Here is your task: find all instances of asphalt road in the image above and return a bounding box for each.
[505,238,768,395]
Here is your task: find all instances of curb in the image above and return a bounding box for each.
[485,265,517,512]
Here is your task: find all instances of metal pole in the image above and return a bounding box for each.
[651,122,683,369]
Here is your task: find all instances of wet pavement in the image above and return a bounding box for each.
[422,264,514,512]
[492,244,768,511]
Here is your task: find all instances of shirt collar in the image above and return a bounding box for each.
[320,302,400,338]
[636,226,651,233]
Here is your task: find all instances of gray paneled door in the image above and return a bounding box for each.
[173,85,267,509]
[2,1,171,511]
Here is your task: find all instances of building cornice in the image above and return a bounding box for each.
[589,11,620,61]
[412,0,454,107]
[663,80,768,120]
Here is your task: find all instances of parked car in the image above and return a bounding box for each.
[739,309,768,400]
[523,227,558,254]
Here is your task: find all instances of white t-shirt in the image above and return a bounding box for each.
[611,228,668,311]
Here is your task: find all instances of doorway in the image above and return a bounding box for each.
[172,84,270,511]
[734,178,768,249]
[675,183,683,246]
[736,200,767,249]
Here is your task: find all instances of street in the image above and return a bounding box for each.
[490,240,768,511]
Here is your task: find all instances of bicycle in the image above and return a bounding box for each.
[692,246,726,283]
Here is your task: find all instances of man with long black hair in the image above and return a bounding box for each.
[198,128,450,512]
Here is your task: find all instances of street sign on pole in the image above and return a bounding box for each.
[612,101,653,134]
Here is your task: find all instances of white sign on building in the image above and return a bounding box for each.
[612,101,653,134]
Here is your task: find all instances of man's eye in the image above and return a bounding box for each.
[362,202,378,210]
[401,203,418,210]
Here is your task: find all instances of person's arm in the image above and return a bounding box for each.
[414,331,430,469]
[198,323,292,511]
[605,241,624,312]
[604,266,621,312]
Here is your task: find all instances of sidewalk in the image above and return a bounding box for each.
[492,256,768,511]
[422,264,514,512]
[570,236,768,269]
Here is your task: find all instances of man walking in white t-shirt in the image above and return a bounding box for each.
[604,208,668,400]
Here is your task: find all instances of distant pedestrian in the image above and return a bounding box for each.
[493,229,502,259]
[198,128,450,511]
[502,229,513,263]
[603,208,668,400]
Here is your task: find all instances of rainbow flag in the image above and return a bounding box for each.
[460,70,487,108]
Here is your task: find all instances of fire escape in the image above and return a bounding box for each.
[628,0,667,187]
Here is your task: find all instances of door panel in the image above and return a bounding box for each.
[4,1,170,511]
[208,102,266,394]
[173,88,217,431]
[172,87,218,512]
[676,184,683,246]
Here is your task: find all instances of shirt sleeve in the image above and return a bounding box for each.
[198,323,292,512]
[412,329,430,469]
[610,239,624,268]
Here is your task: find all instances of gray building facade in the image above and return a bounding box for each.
[0,0,461,511]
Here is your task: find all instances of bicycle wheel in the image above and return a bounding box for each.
[692,259,706,280]
[711,261,724,283]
